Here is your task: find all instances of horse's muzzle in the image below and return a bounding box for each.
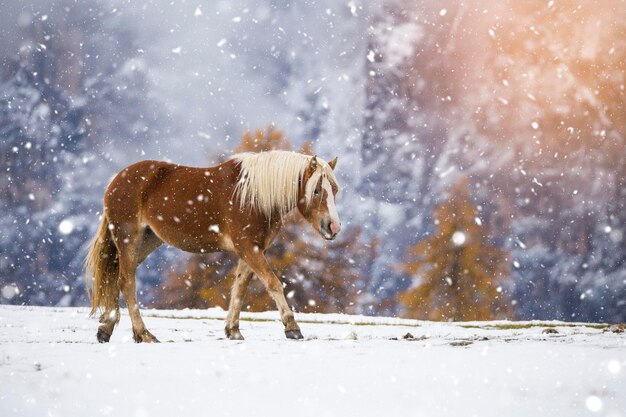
[320,219,340,240]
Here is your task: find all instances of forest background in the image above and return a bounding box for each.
[1,0,623,323]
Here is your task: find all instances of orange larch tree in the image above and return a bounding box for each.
[399,179,511,321]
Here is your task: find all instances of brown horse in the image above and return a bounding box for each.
[85,150,340,342]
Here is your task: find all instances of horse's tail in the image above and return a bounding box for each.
[85,211,119,317]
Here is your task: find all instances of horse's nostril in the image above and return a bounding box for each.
[320,220,334,239]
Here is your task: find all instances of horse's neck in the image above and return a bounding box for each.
[233,156,304,220]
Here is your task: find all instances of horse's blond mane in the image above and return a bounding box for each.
[232,150,337,219]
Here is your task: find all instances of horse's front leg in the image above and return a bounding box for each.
[238,248,303,340]
[225,259,253,340]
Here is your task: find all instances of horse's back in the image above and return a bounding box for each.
[105,159,246,253]
[104,160,173,212]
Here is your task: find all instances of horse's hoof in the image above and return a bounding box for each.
[133,330,160,343]
[96,328,111,343]
[225,327,245,340]
[285,329,304,340]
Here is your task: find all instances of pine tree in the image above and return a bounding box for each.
[399,180,511,321]
[0,60,89,305]
[475,1,626,322]
[364,1,625,322]
[0,2,163,306]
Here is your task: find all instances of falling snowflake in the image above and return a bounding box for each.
[585,396,602,412]
[58,219,74,235]
[451,231,466,246]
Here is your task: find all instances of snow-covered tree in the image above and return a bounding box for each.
[0,1,163,306]
[474,1,626,322]
[361,0,624,321]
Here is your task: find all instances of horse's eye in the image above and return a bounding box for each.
[314,189,320,196]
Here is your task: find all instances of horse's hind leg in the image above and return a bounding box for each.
[97,293,120,343]
[118,259,159,342]
[116,226,160,343]
[225,259,253,340]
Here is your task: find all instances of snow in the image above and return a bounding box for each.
[57,219,74,235]
[375,22,424,67]
[1,285,19,300]
[452,231,466,246]
[1,306,624,417]
[585,395,603,413]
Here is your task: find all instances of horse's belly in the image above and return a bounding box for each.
[146,220,234,254]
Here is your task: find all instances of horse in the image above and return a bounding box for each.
[85,150,341,342]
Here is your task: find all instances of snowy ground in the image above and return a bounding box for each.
[0,306,624,417]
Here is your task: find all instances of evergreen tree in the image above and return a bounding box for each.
[0,1,162,306]
[0,59,90,305]
[399,180,511,321]
[475,1,626,322]
[364,0,624,322]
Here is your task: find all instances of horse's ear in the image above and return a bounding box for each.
[308,155,318,175]
[328,156,338,170]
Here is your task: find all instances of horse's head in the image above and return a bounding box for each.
[298,155,341,240]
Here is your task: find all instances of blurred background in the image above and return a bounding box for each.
[0,0,624,322]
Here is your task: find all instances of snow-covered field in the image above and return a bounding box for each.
[1,306,624,417]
